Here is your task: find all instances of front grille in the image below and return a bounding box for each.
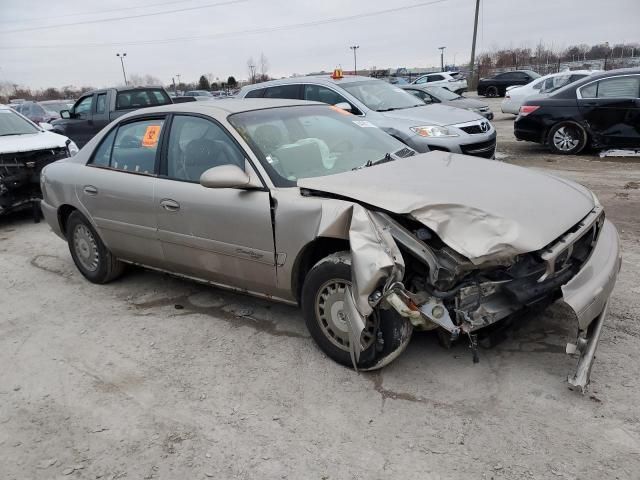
[460,125,483,134]
[460,139,496,158]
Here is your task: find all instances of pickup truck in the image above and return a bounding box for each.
[51,86,173,148]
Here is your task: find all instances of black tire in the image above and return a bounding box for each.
[301,252,409,369]
[66,210,124,284]
[486,86,499,97]
[547,122,587,155]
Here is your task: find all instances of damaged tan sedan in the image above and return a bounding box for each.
[39,100,621,391]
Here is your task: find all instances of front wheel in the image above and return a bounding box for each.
[66,211,124,284]
[301,252,412,369]
[547,122,587,155]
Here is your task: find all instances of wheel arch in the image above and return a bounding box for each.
[57,204,79,237]
[290,237,350,304]
[544,119,591,148]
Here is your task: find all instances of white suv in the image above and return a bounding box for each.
[412,71,467,94]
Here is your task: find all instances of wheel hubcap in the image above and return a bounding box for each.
[315,279,378,352]
[553,126,580,151]
[73,224,99,272]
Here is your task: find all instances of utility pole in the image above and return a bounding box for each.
[438,46,446,71]
[116,53,128,86]
[350,45,359,75]
[468,0,480,88]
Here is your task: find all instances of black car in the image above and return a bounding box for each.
[514,68,640,155]
[477,70,540,97]
[51,87,172,147]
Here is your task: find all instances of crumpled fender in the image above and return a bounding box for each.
[342,205,412,368]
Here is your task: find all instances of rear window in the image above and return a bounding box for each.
[245,88,265,98]
[115,89,171,110]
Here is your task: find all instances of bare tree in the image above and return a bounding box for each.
[247,56,256,84]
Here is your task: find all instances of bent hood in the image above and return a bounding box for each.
[0,131,69,154]
[380,103,485,127]
[298,151,595,264]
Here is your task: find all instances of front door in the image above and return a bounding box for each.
[578,74,640,148]
[155,114,276,293]
[66,94,96,147]
[78,116,166,267]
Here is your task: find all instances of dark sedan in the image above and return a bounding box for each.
[402,85,493,119]
[477,70,540,97]
[514,68,640,154]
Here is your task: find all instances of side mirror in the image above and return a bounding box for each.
[39,122,54,131]
[200,164,262,189]
[334,102,352,112]
[60,110,71,119]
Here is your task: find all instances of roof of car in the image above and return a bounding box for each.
[119,98,323,118]
[241,75,376,90]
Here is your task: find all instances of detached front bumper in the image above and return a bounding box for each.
[561,219,621,391]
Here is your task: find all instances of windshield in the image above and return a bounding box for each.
[340,80,424,112]
[425,86,461,101]
[0,109,40,136]
[229,105,409,186]
[524,70,541,79]
[542,74,588,94]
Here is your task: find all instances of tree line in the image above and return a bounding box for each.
[477,41,639,70]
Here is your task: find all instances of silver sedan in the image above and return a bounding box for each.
[40,99,620,391]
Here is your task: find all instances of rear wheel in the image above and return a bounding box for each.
[547,122,587,155]
[66,211,124,283]
[485,86,499,97]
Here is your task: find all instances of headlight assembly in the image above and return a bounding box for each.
[410,125,459,138]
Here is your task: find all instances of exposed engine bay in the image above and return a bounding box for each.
[0,147,69,218]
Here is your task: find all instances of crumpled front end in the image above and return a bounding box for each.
[0,147,69,216]
[342,203,621,392]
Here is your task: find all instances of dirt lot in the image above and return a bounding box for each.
[1,95,640,480]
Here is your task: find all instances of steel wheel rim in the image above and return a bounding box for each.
[553,126,580,151]
[314,278,378,352]
[73,224,99,272]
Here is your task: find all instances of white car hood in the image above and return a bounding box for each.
[298,151,595,263]
[0,131,69,154]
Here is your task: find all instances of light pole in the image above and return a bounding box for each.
[350,45,359,75]
[116,53,128,86]
[438,46,446,71]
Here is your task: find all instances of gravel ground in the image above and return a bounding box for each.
[1,95,639,480]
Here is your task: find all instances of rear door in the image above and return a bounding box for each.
[154,114,276,292]
[578,74,640,148]
[78,115,166,266]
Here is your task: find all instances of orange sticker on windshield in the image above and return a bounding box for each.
[141,125,161,147]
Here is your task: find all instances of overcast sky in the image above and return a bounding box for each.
[1,0,639,89]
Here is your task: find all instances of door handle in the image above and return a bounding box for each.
[83,185,98,196]
[160,199,180,212]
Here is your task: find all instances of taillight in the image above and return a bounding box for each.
[519,105,540,116]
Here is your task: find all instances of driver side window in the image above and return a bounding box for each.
[74,95,93,117]
[166,115,245,183]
